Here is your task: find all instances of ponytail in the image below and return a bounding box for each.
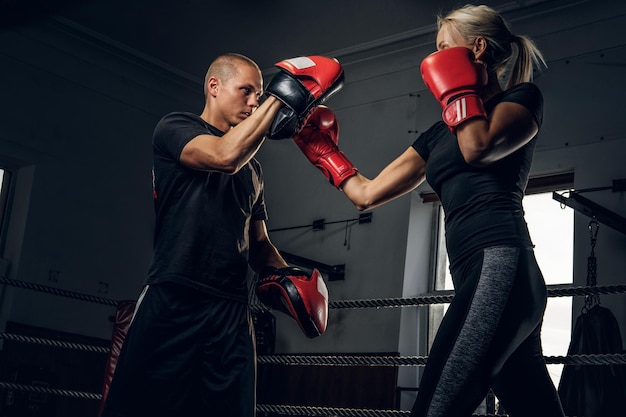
[505,34,546,88]
[439,5,546,89]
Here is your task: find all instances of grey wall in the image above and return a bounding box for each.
[259,0,626,356]
[0,18,203,338]
[0,0,624,378]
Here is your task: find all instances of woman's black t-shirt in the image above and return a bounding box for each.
[412,83,543,270]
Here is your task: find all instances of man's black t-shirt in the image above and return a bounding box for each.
[147,112,267,302]
[412,83,543,270]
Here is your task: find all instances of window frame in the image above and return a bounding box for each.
[0,168,14,255]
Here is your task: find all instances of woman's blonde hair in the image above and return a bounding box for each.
[438,4,546,89]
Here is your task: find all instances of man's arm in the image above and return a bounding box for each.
[248,219,289,273]
[180,98,283,173]
[249,219,329,339]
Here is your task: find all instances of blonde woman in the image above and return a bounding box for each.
[294,5,565,417]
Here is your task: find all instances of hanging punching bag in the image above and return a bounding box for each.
[558,304,626,416]
[557,219,626,416]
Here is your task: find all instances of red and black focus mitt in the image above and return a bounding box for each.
[256,266,328,338]
[265,55,344,139]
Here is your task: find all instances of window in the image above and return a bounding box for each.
[522,190,574,386]
[426,173,574,388]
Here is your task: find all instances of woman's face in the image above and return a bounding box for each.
[435,23,472,52]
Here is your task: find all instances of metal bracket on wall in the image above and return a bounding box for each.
[269,213,373,281]
[268,213,373,233]
[552,178,626,235]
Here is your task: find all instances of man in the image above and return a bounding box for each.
[100,53,341,417]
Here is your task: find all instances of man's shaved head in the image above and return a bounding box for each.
[204,53,261,96]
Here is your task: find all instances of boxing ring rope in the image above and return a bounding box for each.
[0,276,118,306]
[256,404,518,417]
[2,330,625,367]
[1,276,625,416]
[3,275,625,309]
[0,381,102,401]
[257,404,411,417]
[256,353,626,367]
[325,284,626,309]
[2,330,625,368]
[0,332,109,354]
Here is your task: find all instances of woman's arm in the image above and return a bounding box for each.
[341,146,427,211]
[455,101,538,167]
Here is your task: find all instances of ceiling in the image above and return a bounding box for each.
[1,0,547,78]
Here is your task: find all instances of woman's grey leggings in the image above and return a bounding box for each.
[410,246,565,417]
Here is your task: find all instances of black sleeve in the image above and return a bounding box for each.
[497,83,544,127]
[411,121,449,162]
[250,159,268,221]
[153,113,211,162]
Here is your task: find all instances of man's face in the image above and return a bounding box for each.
[216,64,263,128]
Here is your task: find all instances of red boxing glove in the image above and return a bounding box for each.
[256,267,328,338]
[293,106,358,188]
[420,47,488,131]
[266,56,345,139]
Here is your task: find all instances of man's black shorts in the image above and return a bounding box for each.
[101,282,256,417]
